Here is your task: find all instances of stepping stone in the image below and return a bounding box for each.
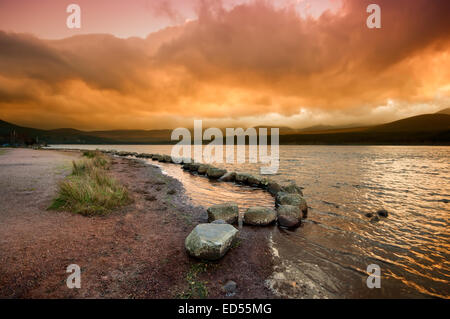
[185,224,238,260]
[243,207,277,226]
[206,167,227,179]
[277,205,302,228]
[207,202,239,224]
[276,192,308,218]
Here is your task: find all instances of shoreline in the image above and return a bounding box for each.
[0,148,275,298]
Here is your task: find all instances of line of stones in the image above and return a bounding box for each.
[105,150,309,260]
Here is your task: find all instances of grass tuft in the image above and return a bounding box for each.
[49,151,129,216]
[82,150,99,158]
[177,262,211,299]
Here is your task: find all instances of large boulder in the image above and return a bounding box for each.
[207,202,239,224]
[219,172,236,182]
[277,205,301,228]
[207,167,227,179]
[281,182,303,196]
[197,164,210,175]
[244,207,277,226]
[185,224,238,260]
[276,192,308,218]
[267,181,282,196]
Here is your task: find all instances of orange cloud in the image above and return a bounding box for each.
[0,0,449,130]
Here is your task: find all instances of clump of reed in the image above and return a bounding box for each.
[49,150,129,216]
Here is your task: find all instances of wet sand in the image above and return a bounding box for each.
[0,148,274,298]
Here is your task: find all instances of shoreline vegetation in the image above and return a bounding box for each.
[48,150,130,216]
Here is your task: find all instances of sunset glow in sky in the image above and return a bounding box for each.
[0,0,449,130]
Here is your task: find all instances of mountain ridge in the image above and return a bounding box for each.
[1,112,449,145]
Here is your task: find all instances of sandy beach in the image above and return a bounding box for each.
[0,148,274,298]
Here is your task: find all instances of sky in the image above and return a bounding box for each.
[0,0,449,130]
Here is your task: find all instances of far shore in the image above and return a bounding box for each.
[0,148,274,298]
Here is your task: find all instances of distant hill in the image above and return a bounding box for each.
[436,107,450,115]
[1,112,449,145]
[253,126,296,135]
[280,113,450,145]
[85,129,174,143]
[367,114,450,132]
[0,120,116,145]
[297,124,362,133]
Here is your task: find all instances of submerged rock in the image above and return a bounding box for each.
[370,215,380,223]
[281,182,304,196]
[136,153,153,159]
[246,175,261,187]
[152,154,163,161]
[185,224,238,260]
[207,202,239,224]
[235,173,252,184]
[117,151,133,157]
[197,164,210,175]
[162,155,173,163]
[377,209,389,217]
[243,207,277,226]
[219,172,236,182]
[277,205,302,228]
[259,177,270,187]
[182,163,192,170]
[267,181,282,196]
[189,163,201,172]
[207,167,227,179]
[276,192,308,218]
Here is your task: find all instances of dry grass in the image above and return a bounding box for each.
[49,151,130,216]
